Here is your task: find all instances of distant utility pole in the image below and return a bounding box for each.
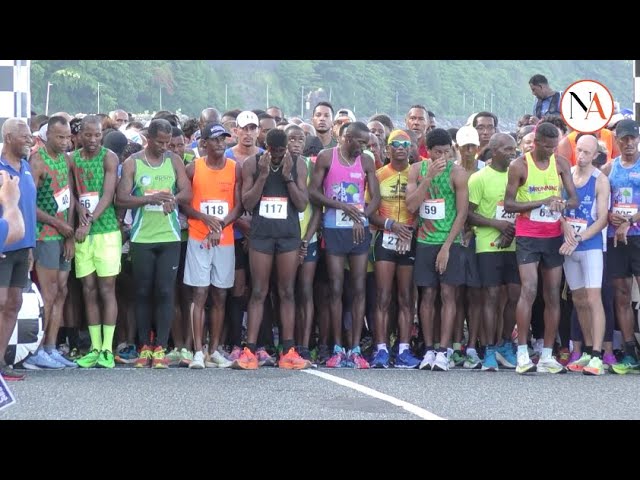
[45,81,53,116]
[97,82,101,113]
[490,92,494,112]
[396,91,399,118]
[635,60,640,121]
[300,86,304,117]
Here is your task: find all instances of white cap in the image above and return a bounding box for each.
[237,111,259,128]
[334,108,356,123]
[456,125,480,147]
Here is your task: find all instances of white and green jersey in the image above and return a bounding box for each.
[130,154,180,243]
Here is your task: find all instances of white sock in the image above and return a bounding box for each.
[517,344,529,356]
[399,343,409,354]
[542,347,553,360]
[467,347,477,357]
[377,343,388,352]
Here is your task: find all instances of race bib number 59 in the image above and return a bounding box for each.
[420,199,445,220]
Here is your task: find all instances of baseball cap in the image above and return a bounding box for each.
[607,113,624,129]
[334,108,356,123]
[202,123,231,140]
[456,125,480,147]
[615,119,639,138]
[236,111,259,128]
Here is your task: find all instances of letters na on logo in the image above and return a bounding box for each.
[560,79,614,134]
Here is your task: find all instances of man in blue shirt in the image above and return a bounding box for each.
[530,74,562,118]
[0,171,25,252]
[0,118,37,381]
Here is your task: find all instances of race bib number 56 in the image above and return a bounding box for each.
[79,192,99,214]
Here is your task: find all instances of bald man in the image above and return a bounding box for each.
[560,134,610,376]
[467,133,520,371]
[109,110,129,130]
[0,119,36,380]
[195,108,222,156]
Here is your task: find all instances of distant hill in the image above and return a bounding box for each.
[31,60,633,129]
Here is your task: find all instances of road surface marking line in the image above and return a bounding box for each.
[302,369,444,420]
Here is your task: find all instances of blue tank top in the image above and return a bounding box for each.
[564,168,602,252]
[608,156,640,238]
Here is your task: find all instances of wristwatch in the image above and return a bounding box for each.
[574,234,583,243]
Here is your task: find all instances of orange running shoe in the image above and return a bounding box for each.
[279,347,312,370]
[231,347,259,370]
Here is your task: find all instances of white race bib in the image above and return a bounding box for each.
[613,203,638,218]
[79,191,99,214]
[566,217,587,234]
[259,196,287,219]
[382,231,399,250]
[299,211,305,221]
[200,200,229,220]
[54,186,70,213]
[530,206,560,223]
[336,205,364,227]
[495,201,516,223]
[144,190,167,212]
[420,199,445,220]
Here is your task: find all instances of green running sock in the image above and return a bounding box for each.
[102,325,115,353]
[88,325,103,352]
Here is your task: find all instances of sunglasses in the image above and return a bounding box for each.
[389,140,411,149]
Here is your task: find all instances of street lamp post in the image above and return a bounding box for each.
[45,82,53,116]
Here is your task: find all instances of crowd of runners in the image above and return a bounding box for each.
[1,72,639,381]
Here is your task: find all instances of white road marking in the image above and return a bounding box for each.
[303,369,444,420]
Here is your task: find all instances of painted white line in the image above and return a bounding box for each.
[302,369,444,420]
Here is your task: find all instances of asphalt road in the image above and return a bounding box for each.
[2,364,639,420]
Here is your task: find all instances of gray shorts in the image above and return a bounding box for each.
[34,240,72,272]
[0,248,30,288]
[183,238,235,288]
